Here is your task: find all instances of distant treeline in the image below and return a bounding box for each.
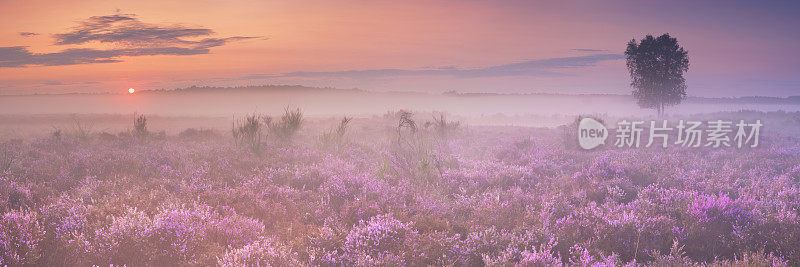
[6,84,800,105]
[443,90,800,104]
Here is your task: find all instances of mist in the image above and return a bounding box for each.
[3,85,798,119]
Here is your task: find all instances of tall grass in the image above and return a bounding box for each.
[429,113,460,151]
[396,110,417,145]
[232,114,264,154]
[268,107,303,143]
[385,110,447,186]
[68,117,93,141]
[0,140,20,173]
[319,117,352,150]
[133,113,148,139]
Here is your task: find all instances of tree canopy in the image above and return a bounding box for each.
[625,34,689,115]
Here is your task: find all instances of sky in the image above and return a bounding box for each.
[1,0,799,97]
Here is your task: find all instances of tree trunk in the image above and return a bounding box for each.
[656,102,662,117]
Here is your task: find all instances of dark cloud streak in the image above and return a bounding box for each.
[37,81,100,86]
[1,14,258,68]
[53,14,216,46]
[19,32,39,37]
[0,46,213,67]
[573,48,608,52]
[255,54,624,79]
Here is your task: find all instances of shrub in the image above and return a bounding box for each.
[92,207,154,265]
[319,117,352,149]
[683,194,757,262]
[0,209,44,265]
[429,113,460,149]
[148,206,211,265]
[0,140,21,173]
[67,117,94,141]
[709,250,789,266]
[308,224,346,265]
[39,196,90,264]
[218,237,300,266]
[649,240,694,266]
[133,113,148,139]
[206,208,265,248]
[344,213,416,264]
[1,178,30,212]
[517,248,563,266]
[396,110,417,144]
[269,107,303,143]
[232,114,264,153]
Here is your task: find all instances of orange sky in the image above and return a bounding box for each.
[2,0,799,96]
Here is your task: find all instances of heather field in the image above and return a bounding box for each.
[2,111,800,266]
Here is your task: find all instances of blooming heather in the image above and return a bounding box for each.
[0,114,799,265]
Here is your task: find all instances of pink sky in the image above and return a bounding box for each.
[1,0,799,96]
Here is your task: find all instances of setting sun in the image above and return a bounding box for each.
[128,88,135,94]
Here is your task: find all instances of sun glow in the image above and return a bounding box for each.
[128,88,135,94]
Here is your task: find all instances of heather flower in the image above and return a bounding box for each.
[517,247,563,266]
[1,114,799,265]
[39,196,90,263]
[148,204,214,264]
[0,209,44,265]
[218,237,300,266]
[0,178,30,212]
[92,206,153,265]
[683,193,757,262]
[206,207,265,248]
[308,223,346,265]
[344,213,416,264]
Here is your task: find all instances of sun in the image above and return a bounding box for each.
[128,88,135,94]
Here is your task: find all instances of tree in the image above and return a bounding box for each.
[625,34,689,116]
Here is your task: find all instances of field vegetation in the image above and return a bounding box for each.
[1,110,799,266]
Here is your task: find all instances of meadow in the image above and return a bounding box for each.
[1,110,800,266]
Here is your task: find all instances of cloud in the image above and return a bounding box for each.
[54,14,220,47]
[0,46,214,67]
[36,81,100,86]
[19,32,39,37]
[1,14,259,68]
[258,54,624,79]
[573,48,608,52]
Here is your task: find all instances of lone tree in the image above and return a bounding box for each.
[625,33,689,116]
